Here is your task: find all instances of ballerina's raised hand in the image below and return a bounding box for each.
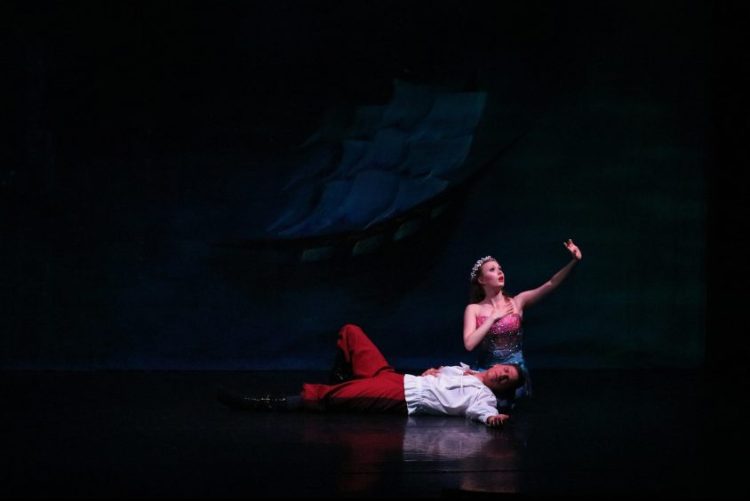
[564,238,582,261]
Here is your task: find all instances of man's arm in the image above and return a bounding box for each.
[465,389,501,426]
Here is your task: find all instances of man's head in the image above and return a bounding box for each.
[482,363,525,394]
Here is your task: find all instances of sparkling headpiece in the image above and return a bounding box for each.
[470,255,496,281]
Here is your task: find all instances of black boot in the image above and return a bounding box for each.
[329,349,353,384]
[217,387,291,411]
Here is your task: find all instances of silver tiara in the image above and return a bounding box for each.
[470,255,495,281]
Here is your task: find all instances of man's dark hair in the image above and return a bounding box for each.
[509,363,526,390]
[492,363,526,404]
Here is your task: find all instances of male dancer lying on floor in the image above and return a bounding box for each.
[217,324,525,428]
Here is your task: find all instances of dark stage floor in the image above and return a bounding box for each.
[2,368,746,498]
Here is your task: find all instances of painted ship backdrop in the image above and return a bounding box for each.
[6,1,707,371]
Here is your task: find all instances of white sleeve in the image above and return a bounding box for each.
[464,389,498,425]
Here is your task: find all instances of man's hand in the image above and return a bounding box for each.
[486,413,511,428]
[421,367,442,377]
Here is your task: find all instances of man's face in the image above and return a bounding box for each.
[484,364,519,392]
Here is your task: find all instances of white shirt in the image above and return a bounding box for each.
[403,362,498,425]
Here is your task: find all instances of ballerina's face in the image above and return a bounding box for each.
[478,260,504,288]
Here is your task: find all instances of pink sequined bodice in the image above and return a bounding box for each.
[475,313,524,368]
[476,313,522,336]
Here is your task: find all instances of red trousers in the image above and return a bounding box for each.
[301,324,406,414]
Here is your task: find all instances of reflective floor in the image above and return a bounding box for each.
[2,368,745,498]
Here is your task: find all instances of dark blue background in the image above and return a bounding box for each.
[5,0,740,371]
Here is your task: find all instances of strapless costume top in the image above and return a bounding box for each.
[475,313,524,368]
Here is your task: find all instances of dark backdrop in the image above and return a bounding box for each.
[4,0,740,371]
